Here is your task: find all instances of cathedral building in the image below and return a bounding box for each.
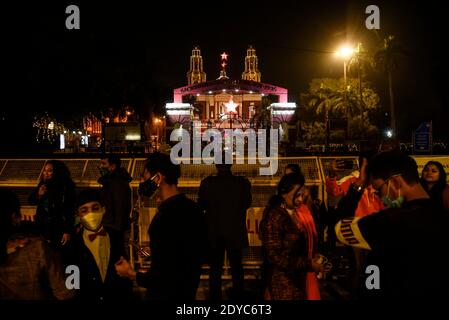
[165,46,297,142]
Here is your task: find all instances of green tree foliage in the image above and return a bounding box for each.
[299,78,380,142]
[347,43,375,82]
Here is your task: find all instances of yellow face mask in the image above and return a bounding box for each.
[80,208,105,231]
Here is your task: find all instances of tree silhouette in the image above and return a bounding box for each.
[374,35,408,135]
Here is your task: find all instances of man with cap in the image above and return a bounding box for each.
[71,189,133,301]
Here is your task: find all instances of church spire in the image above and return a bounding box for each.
[187,46,206,85]
[241,45,261,82]
[217,51,229,80]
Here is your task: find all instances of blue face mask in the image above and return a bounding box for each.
[382,195,405,208]
[381,180,405,208]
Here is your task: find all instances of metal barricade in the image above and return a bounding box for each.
[2,155,448,275]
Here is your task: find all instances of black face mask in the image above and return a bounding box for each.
[98,167,109,177]
[138,174,159,197]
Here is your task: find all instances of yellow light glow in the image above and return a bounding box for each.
[336,46,354,58]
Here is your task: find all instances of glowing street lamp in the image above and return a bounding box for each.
[335,46,354,59]
[336,45,355,139]
[335,45,355,86]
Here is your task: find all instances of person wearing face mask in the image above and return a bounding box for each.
[115,152,207,300]
[259,173,327,300]
[420,161,449,212]
[97,154,132,256]
[335,150,449,298]
[330,152,384,297]
[70,189,133,301]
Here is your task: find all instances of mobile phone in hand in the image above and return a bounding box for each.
[336,159,354,170]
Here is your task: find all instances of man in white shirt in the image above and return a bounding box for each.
[72,189,133,301]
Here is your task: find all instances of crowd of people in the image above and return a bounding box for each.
[1,150,448,300]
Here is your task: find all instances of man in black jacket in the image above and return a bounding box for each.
[98,154,132,254]
[198,164,252,301]
[335,151,449,298]
[71,189,133,301]
[115,152,207,300]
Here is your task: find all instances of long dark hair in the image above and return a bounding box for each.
[43,160,72,182]
[41,160,75,191]
[420,161,448,204]
[260,172,305,230]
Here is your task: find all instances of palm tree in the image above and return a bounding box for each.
[347,43,374,110]
[306,88,333,146]
[306,82,361,143]
[374,35,407,135]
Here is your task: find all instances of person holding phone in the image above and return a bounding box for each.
[326,153,383,218]
[335,151,449,298]
[325,152,384,297]
[115,153,207,300]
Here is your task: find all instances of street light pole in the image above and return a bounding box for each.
[357,43,363,107]
[343,59,349,139]
[336,45,354,140]
[343,60,347,87]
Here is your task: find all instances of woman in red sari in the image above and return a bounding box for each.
[260,173,326,300]
[291,192,321,300]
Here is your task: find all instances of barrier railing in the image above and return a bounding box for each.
[1,156,448,268]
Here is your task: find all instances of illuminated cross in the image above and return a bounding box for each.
[221,52,228,60]
[224,96,238,114]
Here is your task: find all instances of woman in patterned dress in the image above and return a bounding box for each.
[260,172,324,300]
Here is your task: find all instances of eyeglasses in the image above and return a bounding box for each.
[374,174,401,196]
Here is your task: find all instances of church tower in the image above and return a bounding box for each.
[241,45,261,82]
[187,46,206,85]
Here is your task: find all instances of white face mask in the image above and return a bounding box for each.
[80,208,105,231]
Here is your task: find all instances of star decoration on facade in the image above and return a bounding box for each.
[224,96,238,114]
[221,52,228,60]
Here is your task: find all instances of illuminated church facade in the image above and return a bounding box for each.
[165,46,297,142]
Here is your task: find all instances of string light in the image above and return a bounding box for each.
[32,112,64,144]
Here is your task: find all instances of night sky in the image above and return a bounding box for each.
[3,0,448,152]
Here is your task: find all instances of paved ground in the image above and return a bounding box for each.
[132,273,352,301]
[195,277,352,301]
